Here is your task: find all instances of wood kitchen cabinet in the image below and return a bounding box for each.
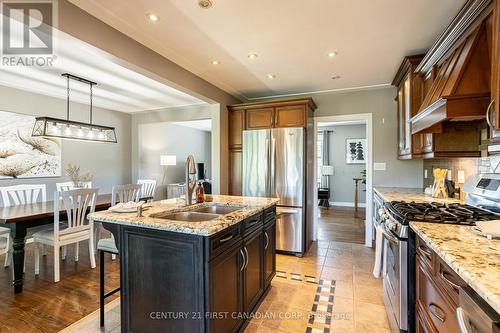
[415,235,465,333]
[488,0,500,149]
[263,218,276,287]
[209,241,244,333]
[227,98,316,195]
[242,229,264,313]
[245,108,274,129]
[392,55,425,159]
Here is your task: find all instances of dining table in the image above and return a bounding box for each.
[0,193,153,293]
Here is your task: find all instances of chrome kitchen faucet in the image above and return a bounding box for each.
[185,155,197,205]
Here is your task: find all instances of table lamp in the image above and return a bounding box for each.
[321,165,334,189]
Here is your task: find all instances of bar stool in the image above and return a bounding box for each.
[98,237,120,327]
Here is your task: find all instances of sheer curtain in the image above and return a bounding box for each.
[321,130,332,188]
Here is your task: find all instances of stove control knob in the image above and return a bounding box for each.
[378,208,385,215]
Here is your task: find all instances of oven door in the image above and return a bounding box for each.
[382,226,407,332]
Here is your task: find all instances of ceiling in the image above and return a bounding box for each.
[69,0,466,100]
[0,17,205,113]
[173,119,212,132]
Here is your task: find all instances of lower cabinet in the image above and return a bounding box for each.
[243,229,264,313]
[209,241,244,333]
[263,219,276,287]
[209,207,276,333]
[415,236,464,333]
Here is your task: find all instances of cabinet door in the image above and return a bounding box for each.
[263,220,276,287]
[243,230,264,313]
[416,258,460,333]
[491,0,500,135]
[209,242,244,333]
[246,108,274,129]
[229,149,242,196]
[229,110,244,149]
[397,84,407,156]
[274,105,306,128]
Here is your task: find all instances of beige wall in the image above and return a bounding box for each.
[0,84,132,206]
[131,104,225,193]
[311,87,424,188]
[58,0,240,194]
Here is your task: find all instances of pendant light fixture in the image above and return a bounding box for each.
[31,73,117,143]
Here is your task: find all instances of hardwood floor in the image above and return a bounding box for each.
[317,206,365,244]
[0,239,119,332]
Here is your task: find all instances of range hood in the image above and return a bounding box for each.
[410,24,491,134]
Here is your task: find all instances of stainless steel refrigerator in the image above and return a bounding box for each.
[242,128,305,254]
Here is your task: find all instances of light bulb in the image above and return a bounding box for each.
[65,126,71,135]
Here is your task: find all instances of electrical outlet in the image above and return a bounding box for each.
[424,169,428,178]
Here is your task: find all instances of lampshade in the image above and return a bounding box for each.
[321,165,334,175]
[160,155,176,166]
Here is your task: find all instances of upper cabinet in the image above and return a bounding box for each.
[395,0,496,159]
[487,0,500,152]
[392,55,425,159]
[227,98,316,195]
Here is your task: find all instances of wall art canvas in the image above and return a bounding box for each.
[0,110,61,179]
[346,138,366,164]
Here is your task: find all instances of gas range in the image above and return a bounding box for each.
[383,201,500,239]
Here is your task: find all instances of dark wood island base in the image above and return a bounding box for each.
[103,205,276,333]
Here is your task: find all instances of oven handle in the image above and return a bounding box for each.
[382,228,399,245]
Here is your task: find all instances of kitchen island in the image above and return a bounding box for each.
[89,195,279,333]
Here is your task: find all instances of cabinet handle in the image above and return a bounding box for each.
[440,270,460,290]
[429,303,446,322]
[418,245,432,260]
[219,234,233,243]
[486,100,495,130]
[264,232,269,250]
[456,307,473,333]
[239,249,246,272]
[243,246,249,269]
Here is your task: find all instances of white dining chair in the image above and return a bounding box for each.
[97,184,142,261]
[0,184,47,268]
[56,181,92,191]
[33,188,98,282]
[137,179,156,200]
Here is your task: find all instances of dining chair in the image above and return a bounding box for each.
[0,184,47,268]
[137,179,156,200]
[56,181,92,191]
[111,184,142,206]
[33,188,98,282]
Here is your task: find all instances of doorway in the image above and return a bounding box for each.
[313,114,373,247]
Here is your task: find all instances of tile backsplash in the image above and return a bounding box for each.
[423,156,500,188]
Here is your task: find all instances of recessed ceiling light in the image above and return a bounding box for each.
[248,53,258,59]
[198,0,213,8]
[267,74,276,79]
[147,13,160,22]
[211,60,220,65]
[331,75,341,80]
[328,51,338,57]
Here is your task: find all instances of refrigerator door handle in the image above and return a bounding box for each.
[265,137,270,196]
[270,137,276,197]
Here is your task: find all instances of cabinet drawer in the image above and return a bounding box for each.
[209,226,242,259]
[435,258,464,306]
[417,263,460,333]
[416,237,435,272]
[264,206,276,224]
[243,214,263,236]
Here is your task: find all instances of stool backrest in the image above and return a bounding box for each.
[111,184,142,206]
[54,188,98,235]
[137,179,156,198]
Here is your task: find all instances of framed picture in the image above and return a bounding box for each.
[346,138,366,164]
[0,110,61,179]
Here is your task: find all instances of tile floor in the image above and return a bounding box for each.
[60,241,389,333]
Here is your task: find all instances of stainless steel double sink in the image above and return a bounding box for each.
[151,205,243,222]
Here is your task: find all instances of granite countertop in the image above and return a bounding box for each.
[88,195,280,236]
[374,186,463,204]
[410,222,500,314]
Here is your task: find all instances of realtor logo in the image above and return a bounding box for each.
[1,0,56,66]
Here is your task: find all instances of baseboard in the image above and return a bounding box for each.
[329,201,366,208]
